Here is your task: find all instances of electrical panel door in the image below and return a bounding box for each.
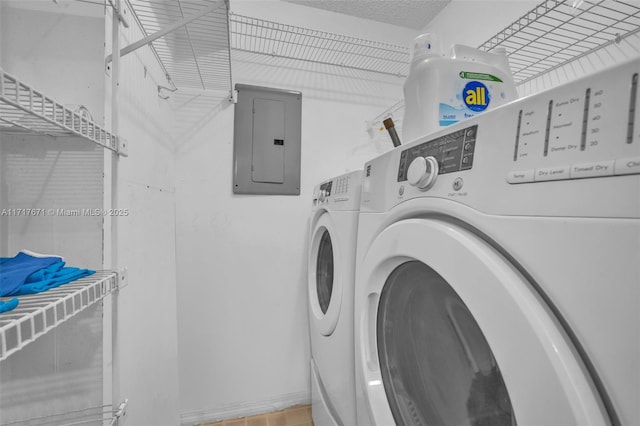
[252,98,285,184]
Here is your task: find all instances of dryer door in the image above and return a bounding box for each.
[355,218,610,426]
[309,212,344,336]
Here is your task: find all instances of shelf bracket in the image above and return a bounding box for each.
[158,85,178,101]
[105,0,225,64]
[112,398,129,425]
[117,268,128,290]
[116,136,129,157]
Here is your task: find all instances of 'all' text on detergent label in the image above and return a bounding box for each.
[464,81,489,112]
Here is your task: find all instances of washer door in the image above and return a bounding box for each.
[356,218,610,426]
[309,212,343,336]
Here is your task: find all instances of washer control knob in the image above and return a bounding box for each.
[407,156,439,190]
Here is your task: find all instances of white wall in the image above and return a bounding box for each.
[175,2,415,423]
[105,4,181,424]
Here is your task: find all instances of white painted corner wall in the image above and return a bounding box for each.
[105,4,181,425]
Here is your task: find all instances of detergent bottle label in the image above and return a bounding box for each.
[438,71,503,127]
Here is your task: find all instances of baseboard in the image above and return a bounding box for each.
[180,390,311,425]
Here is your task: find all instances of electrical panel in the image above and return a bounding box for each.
[233,84,302,195]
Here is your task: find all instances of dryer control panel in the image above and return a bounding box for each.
[508,69,638,184]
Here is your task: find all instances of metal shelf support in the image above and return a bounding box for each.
[105,0,225,64]
[0,69,128,156]
[478,0,640,84]
[0,271,124,362]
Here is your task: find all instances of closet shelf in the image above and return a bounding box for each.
[0,69,127,156]
[0,270,123,362]
[125,0,232,92]
[126,0,638,95]
[229,13,410,77]
[479,0,640,85]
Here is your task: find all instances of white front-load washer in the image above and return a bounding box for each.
[308,170,363,426]
[355,58,639,426]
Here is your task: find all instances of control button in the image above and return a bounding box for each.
[461,154,474,169]
[506,170,535,184]
[614,157,640,175]
[534,166,570,182]
[453,177,464,190]
[465,128,476,139]
[570,160,614,179]
[407,156,439,190]
[464,143,473,151]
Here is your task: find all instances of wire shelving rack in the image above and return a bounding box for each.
[0,69,127,155]
[0,271,122,361]
[229,13,411,77]
[479,0,640,85]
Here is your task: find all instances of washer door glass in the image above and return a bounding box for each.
[377,260,515,426]
[316,230,334,314]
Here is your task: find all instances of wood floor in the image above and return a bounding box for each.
[196,405,313,426]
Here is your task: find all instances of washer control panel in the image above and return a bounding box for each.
[317,180,332,202]
[313,170,363,210]
[316,174,352,203]
[397,125,478,182]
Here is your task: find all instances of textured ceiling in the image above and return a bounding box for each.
[281,0,451,30]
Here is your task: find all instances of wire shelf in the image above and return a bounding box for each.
[479,0,640,84]
[125,0,638,126]
[126,0,232,91]
[0,271,121,362]
[0,399,128,426]
[0,69,127,155]
[229,13,410,77]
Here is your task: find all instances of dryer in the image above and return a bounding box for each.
[354,58,639,426]
[308,170,363,426]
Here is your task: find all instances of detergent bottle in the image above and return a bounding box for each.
[402,33,518,143]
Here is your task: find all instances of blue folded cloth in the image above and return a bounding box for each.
[0,251,96,314]
[14,263,95,295]
[0,298,19,314]
[0,252,62,297]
